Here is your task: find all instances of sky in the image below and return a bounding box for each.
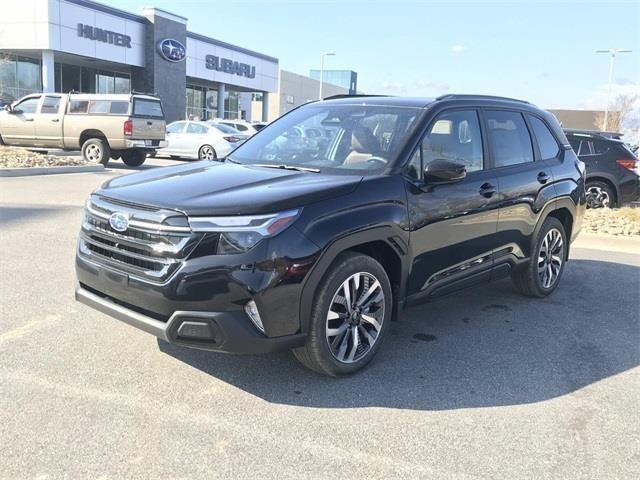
[108,0,640,110]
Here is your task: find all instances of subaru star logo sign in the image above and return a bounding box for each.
[157,38,186,62]
[109,212,129,232]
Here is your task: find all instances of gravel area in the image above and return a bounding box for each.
[582,207,640,236]
[0,146,88,168]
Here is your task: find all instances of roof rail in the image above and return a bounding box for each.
[130,89,159,97]
[322,94,390,100]
[436,94,531,104]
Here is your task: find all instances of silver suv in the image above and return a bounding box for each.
[0,93,166,167]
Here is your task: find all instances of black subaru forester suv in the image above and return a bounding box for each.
[76,94,586,376]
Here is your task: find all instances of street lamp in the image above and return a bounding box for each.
[319,52,336,100]
[595,48,633,131]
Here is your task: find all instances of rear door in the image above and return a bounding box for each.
[163,121,187,155]
[34,95,64,147]
[184,122,210,157]
[405,109,500,299]
[130,98,166,142]
[1,95,40,145]
[483,109,560,263]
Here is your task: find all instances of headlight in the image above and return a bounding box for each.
[189,209,301,254]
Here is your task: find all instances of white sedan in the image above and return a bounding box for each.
[154,121,234,160]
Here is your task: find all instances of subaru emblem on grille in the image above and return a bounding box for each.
[109,212,129,232]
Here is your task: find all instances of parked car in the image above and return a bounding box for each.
[206,121,251,147]
[252,121,269,131]
[565,129,639,208]
[0,92,165,166]
[214,119,258,135]
[155,120,233,160]
[75,94,585,376]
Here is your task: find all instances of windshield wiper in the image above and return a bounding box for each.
[251,163,320,173]
[224,156,240,164]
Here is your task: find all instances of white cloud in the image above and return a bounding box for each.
[414,79,450,92]
[450,45,466,53]
[380,81,406,93]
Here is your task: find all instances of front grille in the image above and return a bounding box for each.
[79,195,201,283]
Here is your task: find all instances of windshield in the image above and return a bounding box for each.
[228,104,421,174]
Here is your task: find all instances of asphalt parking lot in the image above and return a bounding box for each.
[1,159,639,479]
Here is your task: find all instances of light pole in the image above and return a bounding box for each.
[595,48,633,131]
[319,52,336,100]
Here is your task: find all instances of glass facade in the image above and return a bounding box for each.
[55,64,130,94]
[185,83,242,120]
[309,69,358,95]
[0,53,41,103]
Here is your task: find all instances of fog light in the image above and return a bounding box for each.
[177,321,214,340]
[244,300,264,333]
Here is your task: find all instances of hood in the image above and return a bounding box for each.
[97,160,363,216]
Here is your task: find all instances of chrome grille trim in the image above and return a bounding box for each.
[79,195,200,283]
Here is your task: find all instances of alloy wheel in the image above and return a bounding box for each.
[537,228,564,289]
[199,145,216,160]
[325,272,385,363]
[586,185,611,208]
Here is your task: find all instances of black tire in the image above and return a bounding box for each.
[293,252,392,376]
[81,138,110,165]
[511,217,567,298]
[121,149,146,167]
[0,134,5,145]
[198,144,217,160]
[110,151,121,160]
[586,180,615,208]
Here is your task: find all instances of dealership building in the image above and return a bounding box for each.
[0,0,280,122]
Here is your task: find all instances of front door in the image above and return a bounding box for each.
[1,95,40,146]
[405,109,500,299]
[34,95,64,148]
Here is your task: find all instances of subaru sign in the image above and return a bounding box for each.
[157,39,186,62]
[109,212,130,233]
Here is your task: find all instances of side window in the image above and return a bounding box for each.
[88,101,111,114]
[40,96,61,114]
[167,122,185,134]
[528,115,560,160]
[69,100,89,114]
[236,124,248,131]
[422,110,484,173]
[568,137,580,152]
[14,97,40,114]
[186,123,207,134]
[592,140,610,155]
[405,148,421,180]
[485,110,534,167]
[110,101,129,114]
[578,141,593,156]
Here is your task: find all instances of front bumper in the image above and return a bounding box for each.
[75,285,306,353]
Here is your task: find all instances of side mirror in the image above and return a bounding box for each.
[4,105,12,113]
[424,159,467,183]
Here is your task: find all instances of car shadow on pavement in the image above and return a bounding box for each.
[104,162,159,171]
[158,259,639,411]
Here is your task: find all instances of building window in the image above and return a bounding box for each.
[285,94,295,105]
[0,53,41,102]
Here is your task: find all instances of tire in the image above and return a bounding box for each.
[511,217,567,298]
[81,138,110,165]
[198,144,217,160]
[121,149,146,167]
[586,180,615,209]
[293,252,392,376]
[0,134,5,145]
[110,151,121,160]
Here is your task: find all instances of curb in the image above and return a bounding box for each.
[573,232,640,254]
[0,164,105,177]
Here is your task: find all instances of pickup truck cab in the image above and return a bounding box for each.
[0,93,166,167]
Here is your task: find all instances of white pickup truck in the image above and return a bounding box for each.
[0,92,166,167]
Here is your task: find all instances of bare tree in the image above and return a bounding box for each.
[594,94,638,132]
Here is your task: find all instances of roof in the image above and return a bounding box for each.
[319,94,536,109]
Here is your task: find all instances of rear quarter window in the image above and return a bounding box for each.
[69,100,89,114]
[133,99,164,118]
[528,115,560,160]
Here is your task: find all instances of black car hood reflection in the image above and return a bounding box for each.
[97,160,363,215]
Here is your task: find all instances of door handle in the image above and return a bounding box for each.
[51,118,60,122]
[479,182,497,198]
[537,171,550,184]
[147,121,153,126]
